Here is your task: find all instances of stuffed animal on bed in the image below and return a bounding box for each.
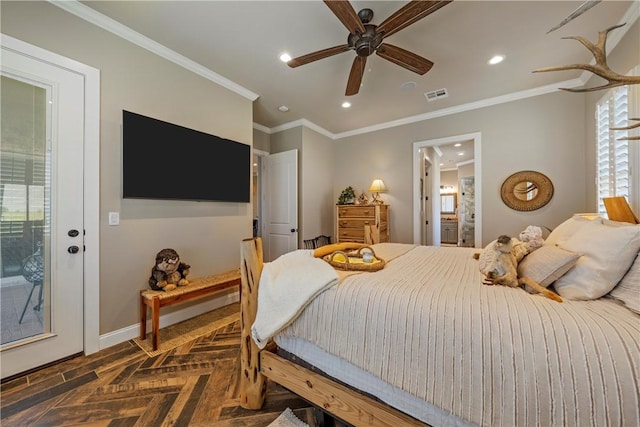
[148,248,190,291]
[476,235,562,302]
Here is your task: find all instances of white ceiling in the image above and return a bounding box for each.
[79,1,637,136]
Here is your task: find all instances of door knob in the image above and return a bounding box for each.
[68,229,80,237]
[68,245,80,254]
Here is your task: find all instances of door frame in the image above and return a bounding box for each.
[413,132,482,247]
[1,34,101,354]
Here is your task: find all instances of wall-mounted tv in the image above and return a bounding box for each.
[122,110,250,202]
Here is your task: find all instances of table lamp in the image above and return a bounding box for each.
[369,179,387,204]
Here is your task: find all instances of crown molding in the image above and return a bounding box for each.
[49,0,259,101]
[252,123,271,134]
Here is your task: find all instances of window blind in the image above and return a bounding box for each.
[596,86,629,214]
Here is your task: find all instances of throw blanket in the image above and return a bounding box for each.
[251,250,338,349]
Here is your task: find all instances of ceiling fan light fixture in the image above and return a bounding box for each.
[488,55,505,65]
[279,53,292,63]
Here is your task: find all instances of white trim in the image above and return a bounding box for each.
[99,292,239,350]
[0,34,101,355]
[269,118,335,139]
[253,123,271,134]
[48,0,258,102]
[457,159,474,167]
[413,132,482,247]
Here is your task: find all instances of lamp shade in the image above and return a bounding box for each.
[369,179,387,193]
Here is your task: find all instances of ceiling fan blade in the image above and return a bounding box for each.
[376,43,433,75]
[345,56,367,96]
[377,0,452,39]
[288,45,351,68]
[323,0,365,34]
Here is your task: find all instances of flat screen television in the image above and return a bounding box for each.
[122,110,250,202]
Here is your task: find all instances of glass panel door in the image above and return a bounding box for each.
[0,75,51,346]
[1,38,85,380]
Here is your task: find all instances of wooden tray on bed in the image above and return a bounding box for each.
[323,246,385,271]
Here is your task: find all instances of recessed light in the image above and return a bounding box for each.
[454,143,461,147]
[457,151,465,156]
[342,101,351,108]
[279,53,291,63]
[488,55,505,65]
[400,81,417,90]
[278,105,289,112]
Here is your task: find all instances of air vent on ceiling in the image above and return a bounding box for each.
[424,88,449,102]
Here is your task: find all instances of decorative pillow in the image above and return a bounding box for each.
[553,219,640,300]
[609,252,640,314]
[517,244,580,287]
[313,242,364,258]
[545,215,602,247]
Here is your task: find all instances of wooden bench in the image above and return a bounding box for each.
[139,269,241,351]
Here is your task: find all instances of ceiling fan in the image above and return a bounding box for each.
[287,0,453,96]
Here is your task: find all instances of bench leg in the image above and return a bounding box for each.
[140,293,147,340]
[152,297,160,351]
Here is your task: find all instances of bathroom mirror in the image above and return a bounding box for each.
[441,193,457,214]
[500,170,553,211]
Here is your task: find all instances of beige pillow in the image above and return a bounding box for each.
[553,220,640,300]
[609,253,640,314]
[546,215,602,247]
[517,244,580,287]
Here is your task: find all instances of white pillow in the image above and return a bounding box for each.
[609,252,640,314]
[517,244,580,287]
[553,220,640,300]
[545,215,602,247]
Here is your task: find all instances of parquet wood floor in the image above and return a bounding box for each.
[0,305,325,426]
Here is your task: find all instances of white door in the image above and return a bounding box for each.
[1,45,85,379]
[262,150,298,261]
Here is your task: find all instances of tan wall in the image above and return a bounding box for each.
[333,92,587,246]
[1,1,253,334]
[301,127,335,242]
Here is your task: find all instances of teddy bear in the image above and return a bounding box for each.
[148,248,190,291]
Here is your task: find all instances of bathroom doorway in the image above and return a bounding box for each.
[413,132,482,247]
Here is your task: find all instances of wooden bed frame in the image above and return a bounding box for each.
[239,237,427,426]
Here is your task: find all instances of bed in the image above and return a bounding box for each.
[238,217,640,426]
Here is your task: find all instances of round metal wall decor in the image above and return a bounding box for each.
[500,170,554,211]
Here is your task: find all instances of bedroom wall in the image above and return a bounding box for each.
[301,127,335,242]
[269,127,335,245]
[333,92,587,246]
[1,1,254,334]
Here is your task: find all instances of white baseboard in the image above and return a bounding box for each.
[98,291,239,351]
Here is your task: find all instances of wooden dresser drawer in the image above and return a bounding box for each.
[339,228,365,240]
[338,218,375,229]
[337,206,376,218]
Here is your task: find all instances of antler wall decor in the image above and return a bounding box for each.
[611,118,640,141]
[546,0,601,34]
[533,23,640,92]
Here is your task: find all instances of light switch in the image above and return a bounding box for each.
[108,211,120,226]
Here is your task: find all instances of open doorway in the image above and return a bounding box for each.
[412,132,482,248]
[252,149,268,240]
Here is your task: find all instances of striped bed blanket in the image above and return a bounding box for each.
[276,243,640,426]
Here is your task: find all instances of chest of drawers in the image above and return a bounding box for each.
[336,204,389,244]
